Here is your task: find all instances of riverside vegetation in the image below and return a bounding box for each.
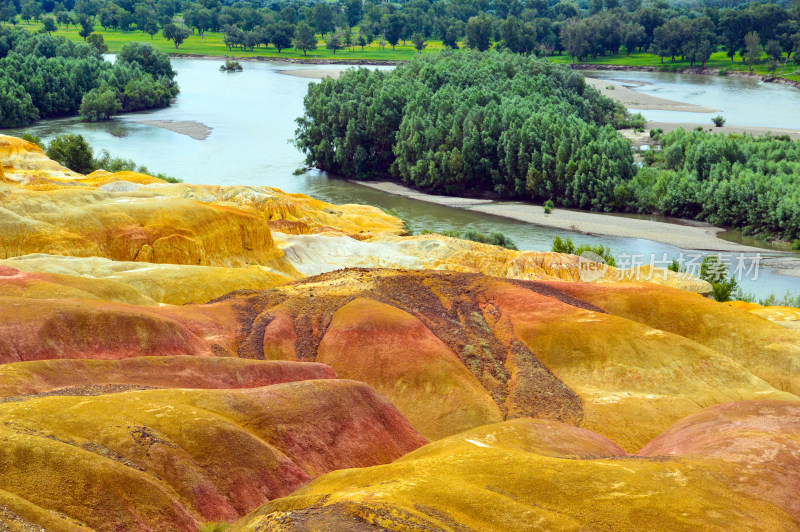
[296,51,800,243]
[0,28,177,127]
[4,0,800,80]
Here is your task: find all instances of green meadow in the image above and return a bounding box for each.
[8,18,800,81]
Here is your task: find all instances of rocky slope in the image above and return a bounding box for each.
[232,401,800,531]
[0,134,797,530]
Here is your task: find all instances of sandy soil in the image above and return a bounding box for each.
[132,120,212,140]
[645,121,800,140]
[277,68,346,79]
[353,181,770,253]
[584,77,719,113]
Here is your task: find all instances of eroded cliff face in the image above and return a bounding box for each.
[0,134,797,531]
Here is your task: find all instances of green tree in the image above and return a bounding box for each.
[46,133,95,174]
[744,30,763,71]
[270,21,294,52]
[464,14,493,51]
[325,31,343,54]
[78,16,94,40]
[622,22,645,55]
[383,13,403,50]
[117,41,176,80]
[412,33,427,52]
[42,17,57,34]
[344,0,362,28]
[311,3,335,36]
[0,78,38,127]
[294,22,317,56]
[86,32,107,53]
[766,39,783,61]
[79,85,121,121]
[162,22,191,49]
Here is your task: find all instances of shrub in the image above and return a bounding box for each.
[461,229,518,250]
[711,115,726,127]
[552,236,616,266]
[46,133,95,174]
[79,85,121,121]
[220,59,243,72]
[543,199,554,214]
[20,133,43,148]
[699,255,737,302]
[552,235,576,254]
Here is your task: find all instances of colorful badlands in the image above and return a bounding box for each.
[0,134,797,531]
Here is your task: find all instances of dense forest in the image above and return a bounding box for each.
[297,51,800,241]
[0,28,177,127]
[2,0,800,68]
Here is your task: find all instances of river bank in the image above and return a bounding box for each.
[352,180,764,252]
[584,77,718,113]
[169,53,403,66]
[570,63,800,91]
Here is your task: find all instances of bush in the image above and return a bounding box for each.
[46,133,95,174]
[552,235,575,254]
[552,236,616,266]
[20,133,43,148]
[543,199,554,214]
[117,42,177,81]
[79,85,121,121]
[699,255,737,302]
[462,228,518,250]
[220,59,243,72]
[711,115,726,127]
[421,228,518,250]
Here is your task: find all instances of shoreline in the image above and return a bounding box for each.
[584,77,718,113]
[168,53,404,66]
[570,63,800,91]
[350,180,776,253]
[163,52,800,89]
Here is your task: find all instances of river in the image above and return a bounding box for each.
[4,57,799,300]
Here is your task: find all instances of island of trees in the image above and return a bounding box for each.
[296,51,800,242]
[0,27,177,127]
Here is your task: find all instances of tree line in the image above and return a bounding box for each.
[297,51,800,241]
[0,27,177,127]
[3,0,800,67]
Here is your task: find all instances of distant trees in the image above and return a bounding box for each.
[294,22,317,56]
[270,20,293,52]
[162,22,190,49]
[464,14,493,51]
[325,31,343,54]
[8,0,800,68]
[744,30,763,70]
[0,28,178,128]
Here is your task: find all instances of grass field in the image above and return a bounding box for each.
[10,19,441,61]
[7,18,800,80]
[549,51,800,82]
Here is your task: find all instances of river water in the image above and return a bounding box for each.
[4,58,799,299]
[584,69,800,128]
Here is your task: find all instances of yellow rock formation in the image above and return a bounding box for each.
[0,134,710,297]
[727,300,800,330]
